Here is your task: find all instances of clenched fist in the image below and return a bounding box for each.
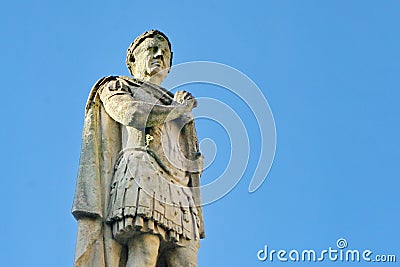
[174,90,197,109]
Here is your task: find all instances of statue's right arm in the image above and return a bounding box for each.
[99,79,193,128]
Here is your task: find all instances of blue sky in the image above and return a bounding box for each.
[1,1,399,266]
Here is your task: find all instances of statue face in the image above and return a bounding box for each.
[132,35,171,80]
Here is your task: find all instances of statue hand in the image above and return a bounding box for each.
[174,90,197,109]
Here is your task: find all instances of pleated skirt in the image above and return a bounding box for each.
[106,149,200,245]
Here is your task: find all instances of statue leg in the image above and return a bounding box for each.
[126,233,160,267]
[164,245,198,267]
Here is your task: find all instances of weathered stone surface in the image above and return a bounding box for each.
[72,30,204,267]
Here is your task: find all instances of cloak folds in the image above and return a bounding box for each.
[72,76,205,267]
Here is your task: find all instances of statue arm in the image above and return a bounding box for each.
[99,80,192,128]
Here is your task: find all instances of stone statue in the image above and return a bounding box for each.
[72,30,205,267]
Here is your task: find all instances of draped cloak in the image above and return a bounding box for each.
[72,76,205,267]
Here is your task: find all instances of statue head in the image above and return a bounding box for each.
[126,30,173,84]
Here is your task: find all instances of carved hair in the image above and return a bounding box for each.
[126,29,173,76]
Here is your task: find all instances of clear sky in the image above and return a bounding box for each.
[1,1,399,266]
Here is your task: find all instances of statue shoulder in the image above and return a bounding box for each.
[85,76,119,112]
[97,75,143,93]
[93,75,118,90]
[85,75,145,111]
